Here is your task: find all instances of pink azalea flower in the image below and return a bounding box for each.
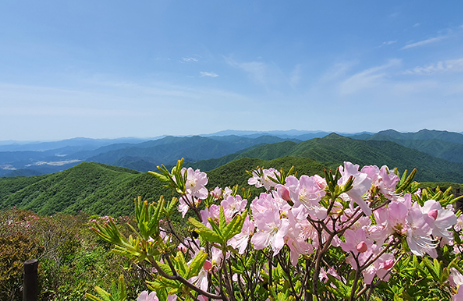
[189,267,208,292]
[341,228,373,256]
[368,206,392,243]
[210,247,224,267]
[221,195,247,222]
[450,268,463,287]
[421,199,457,241]
[454,286,463,301]
[250,193,280,221]
[211,187,222,200]
[362,252,395,284]
[228,215,255,254]
[251,208,289,255]
[338,162,373,216]
[178,197,190,218]
[455,215,463,232]
[182,167,208,199]
[377,166,400,200]
[285,175,327,220]
[137,291,159,301]
[248,168,280,191]
[285,209,314,265]
[406,203,436,256]
[223,187,233,198]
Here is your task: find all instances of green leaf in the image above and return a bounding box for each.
[223,210,247,241]
[94,287,113,301]
[422,257,439,281]
[396,169,416,193]
[326,274,350,299]
[117,275,127,301]
[85,293,105,301]
[219,205,227,233]
[148,171,169,182]
[188,217,223,244]
[174,251,188,277]
[186,249,208,279]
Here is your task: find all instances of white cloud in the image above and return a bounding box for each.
[404,58,463,75]
[200,71,218,78]
[413,23,420,27]
[182,57,198,62]
[402,36,446,49]
[339,59,401,94]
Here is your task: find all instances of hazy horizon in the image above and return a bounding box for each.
[1,128,462,144]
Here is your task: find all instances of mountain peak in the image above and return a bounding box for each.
[323,132,345,139]
[378,129,400,135]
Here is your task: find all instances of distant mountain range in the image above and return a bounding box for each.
[352,129,463,163]
[1,129,463,180]
[2,129,463,216]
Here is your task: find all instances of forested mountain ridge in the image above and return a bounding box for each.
[189,133,463,183]
[352,129,463,163]
[0,157,327,217]
[2,149,463,217]
[87,135,294,167]
[0,163,168,217]
[2,129,463,177]
[0,135,294,176]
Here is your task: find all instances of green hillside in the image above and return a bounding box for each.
[191,133,463,183]
[0,157,328,217]
[0,162,174,216]
[206,157,328,189]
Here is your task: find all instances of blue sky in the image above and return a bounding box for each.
[1,1,463,141]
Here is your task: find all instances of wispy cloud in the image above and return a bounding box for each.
[377,40,397,48]
[413,23,420,27]
[26,159,82,167]
[225,57,268,85]
[404,58,463,75]
[321,61,357,82]
[289,64,301,88]
[402,36,446,49]
[0,106,150,117]
[200,71,218,78]
[382,40,397,46]
[182,57,198,62]
[339,59,401,94]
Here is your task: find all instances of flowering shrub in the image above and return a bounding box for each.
[87,159,463,301]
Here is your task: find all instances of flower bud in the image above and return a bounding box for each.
[203,260,212,271]
[356,241,368,253]
[382,259,394,270]
[278,186,291,202]
[428,209,438,220]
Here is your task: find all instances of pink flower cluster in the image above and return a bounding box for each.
[176,167,209,217]
[244,162,457,281]
[166,161,460,298]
